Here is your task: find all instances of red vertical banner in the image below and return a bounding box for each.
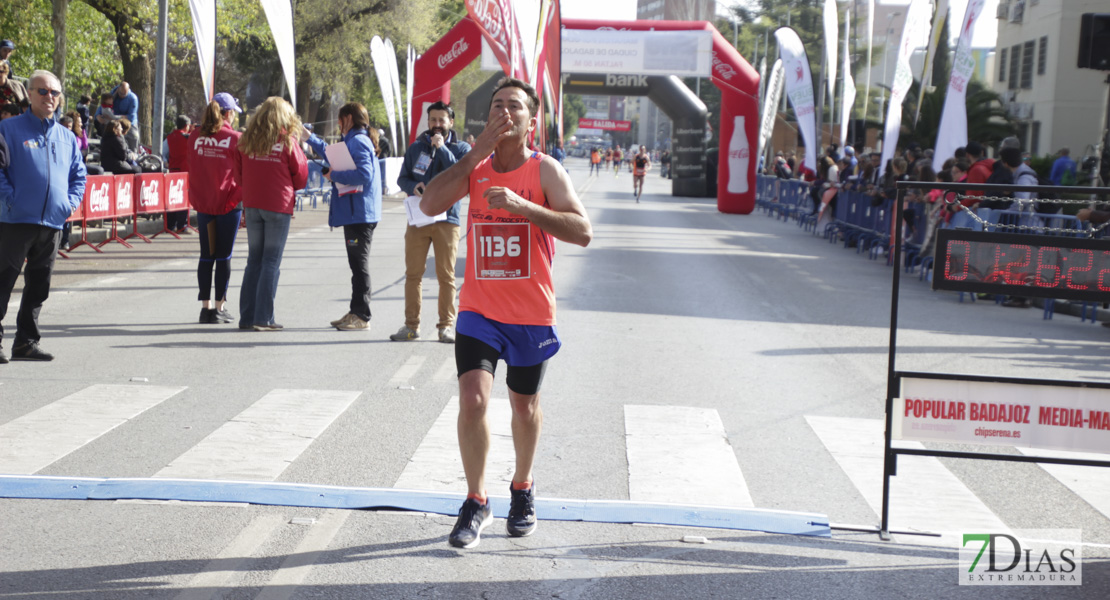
[155,172,192,239]
[466,0,527,79]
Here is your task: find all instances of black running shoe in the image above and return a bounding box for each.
[506,483,537,537]
[11,342,54,361]
[199,308,218,324]
[449,498,492,549]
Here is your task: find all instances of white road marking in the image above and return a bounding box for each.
[432,356,456,383]
[1019,447,1110,522]
[172,513,285,599]
[387,355,426,388]
[624,405,753,507]
[393,396,516,492]
[0,385,185,474]
[806,415,1008,537]
[255,509,351,600]
[155,389,360,481]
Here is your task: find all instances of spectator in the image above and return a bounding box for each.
[305,102,381,331]
[376,129,392,158]
[999,146,1038,308]
[660,149,671,178]
[964,141,994,208]
[75,95,92,133]
[0,103,19,120]
[63,111,88,158]
[773,152,792,179]
[111,82,140,151]
[0,41,15,78]
[1050,147,1077,186]
[165,114,193,232]
[843,145,858,174]
[236,97,308,331]
[0,70,87,362]
[186,92,243,325]
[551,141,565,165]
[93,92,114,138]
[99,119,136,175]
[391,100,470,343]
[0,61,27,111]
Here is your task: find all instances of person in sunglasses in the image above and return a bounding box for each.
[0,70,87,362]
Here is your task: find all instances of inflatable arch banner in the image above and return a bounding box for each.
[410,18,760,214]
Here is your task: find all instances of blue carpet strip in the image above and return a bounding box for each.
[0,475,831,537]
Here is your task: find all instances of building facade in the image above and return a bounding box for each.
[992,0,1107,157]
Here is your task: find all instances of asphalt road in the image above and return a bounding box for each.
[2,156,1109,599]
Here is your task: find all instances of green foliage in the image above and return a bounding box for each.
[900,78,1016,151]
[562,94,586,138]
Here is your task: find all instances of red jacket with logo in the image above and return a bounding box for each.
[166,127,191,172]
[186,122,242,215]
[239,137,309,215]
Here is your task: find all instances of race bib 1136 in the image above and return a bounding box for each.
[474,222,530,279]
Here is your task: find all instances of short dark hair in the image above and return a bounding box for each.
[954,146,967,159]
[79,94,92,104]
[427,101,454,120]
[1000,147,1023,168]
[0,103,19,116]
[966,141,984,158]
[490,77,540,118]
[175,115,191,130]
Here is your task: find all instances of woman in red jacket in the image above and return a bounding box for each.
[186,93,243,325]
[236,97,308,331]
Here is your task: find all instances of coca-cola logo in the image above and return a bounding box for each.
[88,182,110,213]
[438,39,470,69]
[712,51,736,80]
[167,179,185,206]
[139,180,160,208]
[116,181,132,210]
[467,0,505,39]
[729,148,750,159]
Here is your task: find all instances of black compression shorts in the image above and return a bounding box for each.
[456,332,549,395]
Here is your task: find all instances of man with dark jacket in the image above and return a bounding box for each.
[390,101,471,343]
[0,70,87,362]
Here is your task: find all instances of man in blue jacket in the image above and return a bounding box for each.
[0,70,87,362]
[390,101,470,343]
[112,82,140,151]
[305,102,380,331]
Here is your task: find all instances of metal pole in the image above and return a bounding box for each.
[152,0,169,156]
[816,46,825,156]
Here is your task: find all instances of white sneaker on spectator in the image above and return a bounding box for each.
[438,326,456,344]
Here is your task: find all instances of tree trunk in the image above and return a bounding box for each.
[52,0,68,86]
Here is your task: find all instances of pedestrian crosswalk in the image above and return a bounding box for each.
[3,383,1110,544]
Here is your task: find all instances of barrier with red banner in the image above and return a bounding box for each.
[155,172,192,239]
[100,174,135,248]
[125,173,164,243]
[64,175,113,254]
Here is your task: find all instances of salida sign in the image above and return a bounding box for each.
[578,118,631,132]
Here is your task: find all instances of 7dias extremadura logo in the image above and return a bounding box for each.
[960,530,1082,586]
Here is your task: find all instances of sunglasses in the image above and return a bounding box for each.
[36,88,61,98]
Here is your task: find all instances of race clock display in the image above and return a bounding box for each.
[933,230,1110,302]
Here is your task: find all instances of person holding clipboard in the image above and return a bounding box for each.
[304,102,381,331]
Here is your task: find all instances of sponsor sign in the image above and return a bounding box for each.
[577,118,631,132]
[165,173,190,211]
[113,175,134,217]
[560,29,711,76]
[895,377,1110,454]
[960,530,1081,586]
[135,174,165,214]
[83,175,114,220]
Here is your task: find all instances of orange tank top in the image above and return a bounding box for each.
[460,151,556,326]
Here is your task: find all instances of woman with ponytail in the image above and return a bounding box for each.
[236,97,308,331]
[186,93,243,325]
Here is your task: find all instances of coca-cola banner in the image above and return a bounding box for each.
[774,27,817,172]
[466,0,527,78]
[934,0,986,164]
[409,18,483,141]
[134,174,166,215]
[577,118,631,131]
[164,173,190,212]
[113,174,135,219]
[82,175,115,221]
[561,29,711,77]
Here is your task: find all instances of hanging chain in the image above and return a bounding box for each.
[941,193,1110,237]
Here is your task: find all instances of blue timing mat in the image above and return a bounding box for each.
[0,475,830,537]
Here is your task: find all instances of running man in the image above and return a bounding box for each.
[421,77,593,549]
[632,145,651,201]
[589,147,601,175]
[612,146,623,177]
[604,148,612,172]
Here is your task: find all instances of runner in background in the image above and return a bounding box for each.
[612,146,623,177]
[632,145,651,202]
[589,147,601,175]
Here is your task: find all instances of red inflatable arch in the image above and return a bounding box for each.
[410,18,759,214]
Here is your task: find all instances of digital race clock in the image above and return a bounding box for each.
[933,230,1110,302]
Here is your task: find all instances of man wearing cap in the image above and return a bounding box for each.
[0,41,15,78]
[111,82,140,151]
[0,70,87,362]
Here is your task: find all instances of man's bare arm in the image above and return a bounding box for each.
[484,156,592,247]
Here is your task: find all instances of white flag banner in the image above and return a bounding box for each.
[758,58,785,163]
[259,0,296,103]
[935,0,986,164]
[774,27,817,172]
[840,9,855,149]
[879,0,932,178]
[406,44,416,139]
[862,0,875,123]
[187,0,216,101]
[823,0,838,105]
[385,38,406,149]
[914,0,950,127]
[370,36,397,153]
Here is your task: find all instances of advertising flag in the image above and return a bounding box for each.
[370,36,398,152]
[758,58,785,163]
[862,0,874,123]
[259,0,296,103]
[187,0,215,101]
[840,9,855,149]
[406,44,416,138]
[466,0,527,78]
[935,0,986,163]
[774,27,817,172]
[823,0,838,105]
[879,0,931,178]
[385,38,406,149]
[913,0,950,127]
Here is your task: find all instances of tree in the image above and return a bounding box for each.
[562,94,586,139]
[899,79,1016,152]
